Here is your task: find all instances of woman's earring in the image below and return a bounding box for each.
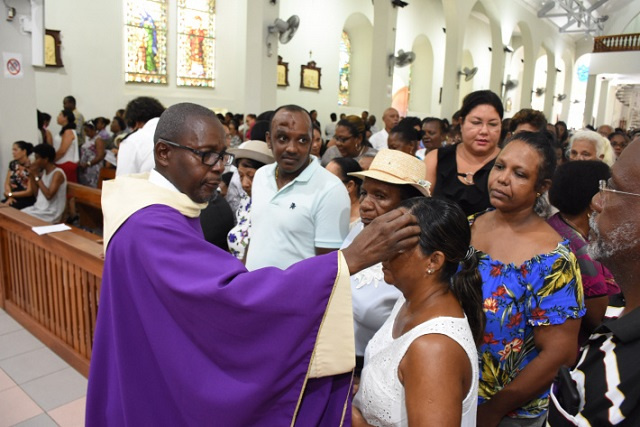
[427,269,434,275]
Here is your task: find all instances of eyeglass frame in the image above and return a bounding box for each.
[157,138,235,167]
[599,179,640,199]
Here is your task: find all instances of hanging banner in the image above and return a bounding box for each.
[3,52,23,79]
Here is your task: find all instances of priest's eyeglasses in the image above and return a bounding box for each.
[599,179,640,200]
[159,138,235,167]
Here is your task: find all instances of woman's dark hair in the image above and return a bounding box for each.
[112,116,126,132]
[59,109,76,135]
[236,157,265,170]
[221,171,233,187]
[337,115,372,148]
[95,116,111,128]
[459,90,504,122]
[329,157,362,193]
[390,122,421,145]
[549,160,610,216]
[14,140,34,156]
[608,130,630,144]
[400,197,485,345]
[250,120,270,142]
[399,116,422,131]
[421,117,448,134]
[555,121,569,144]
[33,143,56,163]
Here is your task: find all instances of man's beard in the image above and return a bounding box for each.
[588,213,639,262]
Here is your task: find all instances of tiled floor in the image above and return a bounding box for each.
[0,309,86,427]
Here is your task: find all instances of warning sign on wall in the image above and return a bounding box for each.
[3,52,24,79]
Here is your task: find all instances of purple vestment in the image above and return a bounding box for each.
[86,204,351,426]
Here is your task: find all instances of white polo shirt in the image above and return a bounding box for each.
[245,158,350,271]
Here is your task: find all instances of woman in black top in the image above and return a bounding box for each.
[424,90,502,216]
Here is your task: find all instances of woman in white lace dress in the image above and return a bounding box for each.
[353,197,485,426]
[340,149,431,379]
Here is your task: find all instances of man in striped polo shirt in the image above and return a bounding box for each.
[548,139,640,425]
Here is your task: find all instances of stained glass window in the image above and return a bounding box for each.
[125,0,168,84]
[177,0,215,87]
[338,31,351,106]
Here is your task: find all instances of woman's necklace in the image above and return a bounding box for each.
[457,172,474,185]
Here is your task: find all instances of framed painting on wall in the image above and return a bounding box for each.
[44,30,63,67]
[277,56,289,87]
[300,61,321,90]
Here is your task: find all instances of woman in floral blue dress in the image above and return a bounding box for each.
[470,131,585,427]
[226,140,274,261]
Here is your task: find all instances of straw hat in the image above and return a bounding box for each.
[228,140,274,165]
[348,148,431,196]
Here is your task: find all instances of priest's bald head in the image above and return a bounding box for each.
[153,103,233,203]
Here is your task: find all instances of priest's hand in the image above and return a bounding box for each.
[342,208,419,274]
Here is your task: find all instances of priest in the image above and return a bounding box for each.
[86,102,419,426]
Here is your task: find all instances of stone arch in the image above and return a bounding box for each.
[342,13,373,109]
[408,34,434,115]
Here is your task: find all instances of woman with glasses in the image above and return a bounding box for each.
[325,157,362,230]
[424,90,503,216]
[547,160,620,343]
[471,131,585,426]
[320,115,377,168]
[608,130,630,160]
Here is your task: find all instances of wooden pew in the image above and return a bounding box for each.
[0,206,103,377]
[67,182,102,232]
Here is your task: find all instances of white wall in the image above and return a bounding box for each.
[0,0,40,183]
[275,0,373,128]
[36,0,247,137]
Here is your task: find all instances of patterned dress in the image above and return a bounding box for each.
[78,136,103,188]
[470,212,586,419]
[227,194,251,260]
[4,160,36,209]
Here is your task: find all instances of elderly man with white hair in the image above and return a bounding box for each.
[567,129,615,166]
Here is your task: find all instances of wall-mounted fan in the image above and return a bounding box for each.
[458,67,478,81]
[556,94,567,101]
[503,79,519,91]
[266,15,300,57]
[534,87,546,96]
[388,50,416,76]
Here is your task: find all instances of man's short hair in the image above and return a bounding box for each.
[125,97,166,126]
[268,105,312,134]
[64,95,76,106]
[154,102,218,144]
[33,143,56,163]
[509,109,547,133]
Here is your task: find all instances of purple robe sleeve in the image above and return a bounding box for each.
[86,205,350,426]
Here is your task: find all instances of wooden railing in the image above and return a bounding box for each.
[0,207,103,377]
[594,33,640,53]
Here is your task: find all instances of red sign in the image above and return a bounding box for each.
[7,58,20,75]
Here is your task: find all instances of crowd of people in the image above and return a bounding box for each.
[2,90,639,426]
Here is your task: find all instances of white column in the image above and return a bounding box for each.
[367,0,398,118]
[595,78,610,126]
[543,58,556,119]
[241,0,279,114]
[583,74,597,127]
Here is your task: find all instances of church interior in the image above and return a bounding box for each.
[1,0,639,424]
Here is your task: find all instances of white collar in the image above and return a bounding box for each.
[149,169,180,193]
